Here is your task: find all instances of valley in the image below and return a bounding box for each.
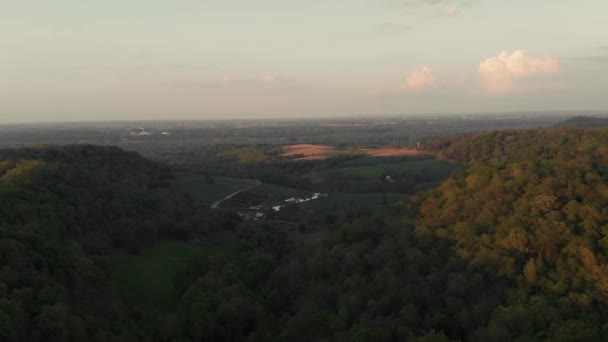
[3,116,608,341]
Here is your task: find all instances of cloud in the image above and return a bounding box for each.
[401,66,441,93]
[478,50,559,94]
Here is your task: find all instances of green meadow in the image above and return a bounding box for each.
[106,239,232,311]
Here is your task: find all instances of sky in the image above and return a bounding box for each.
[1,0,608,122]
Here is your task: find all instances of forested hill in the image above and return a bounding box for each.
[555,116,608,128]
[0,144,208,248]
[0,145,237,341]
[416,128,608,340]
[426,127,608,164]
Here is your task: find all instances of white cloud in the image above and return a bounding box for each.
[479,50,559,94]
[401,66,441,93]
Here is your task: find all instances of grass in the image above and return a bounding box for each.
[245,183,311,206]
[105,239,232,311]
[228,146,268,163]
[249,183,306,198]
[172,171,258,206]
[306,192,406,212]
[336,159,460,180]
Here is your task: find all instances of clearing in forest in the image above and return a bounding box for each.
[280,144,338,160]
[106,239,233,311]
[280,144,425,160]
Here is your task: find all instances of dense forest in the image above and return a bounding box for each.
[418,128,608,340]
[0,145,238,341]
[3,128,608,341]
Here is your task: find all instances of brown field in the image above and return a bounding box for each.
[281,144,424,160]
[364,148,422,157]
[280,144,337,160]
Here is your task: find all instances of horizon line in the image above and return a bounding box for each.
[1,110,607,126]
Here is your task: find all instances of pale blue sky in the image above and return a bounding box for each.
[1,0,607,122]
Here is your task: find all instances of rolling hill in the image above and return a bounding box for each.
[555,116,608,127]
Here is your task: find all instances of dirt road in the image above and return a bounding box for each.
[210,180,261,209]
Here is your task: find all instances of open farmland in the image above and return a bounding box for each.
[280,144,425,160]
[306,192,406,213]
[363,147,424,157]
[218,191,269,208]
[280,144,339,160]
[248,183,308,200]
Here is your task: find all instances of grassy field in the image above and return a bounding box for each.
[172,172,258,206]
[106,239,232,311]
[246,183,308,203]
[306,192,406,212]
[336,159,460,180]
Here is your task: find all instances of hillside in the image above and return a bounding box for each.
[418,128,608,340]
[152,128,608,341]
[0,145,238,341]
[555,116,608,128]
